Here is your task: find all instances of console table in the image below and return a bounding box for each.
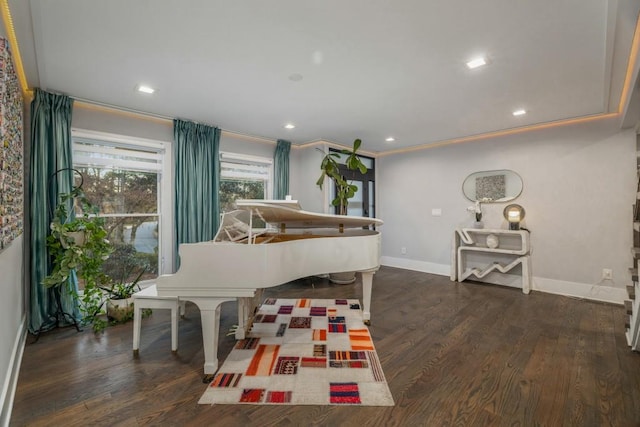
[451,228,531,294]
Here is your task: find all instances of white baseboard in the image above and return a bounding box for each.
[1,315,27,427]
[380,256,450,276]
[380,258,626,305]
[532,277,626,305]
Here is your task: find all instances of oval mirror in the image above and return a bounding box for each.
[462,169,523,203]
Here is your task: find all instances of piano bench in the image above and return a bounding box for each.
[132,284,186,355]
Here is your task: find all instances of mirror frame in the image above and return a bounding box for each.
[462,169,523,203]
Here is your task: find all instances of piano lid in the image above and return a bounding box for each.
[234,199,383,229]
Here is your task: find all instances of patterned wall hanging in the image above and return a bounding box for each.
[0,37,24,251]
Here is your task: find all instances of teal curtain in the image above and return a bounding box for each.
[28,88,77,333]
[173,119,220,264]
[273,139,291,199]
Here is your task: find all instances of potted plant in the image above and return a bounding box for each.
[316,138,369,284]
[316,138,368,215]
[467,201,484,229]
[101,267,146,323]
[43,185,113,332]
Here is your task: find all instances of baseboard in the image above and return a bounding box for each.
[380,258,626,305]
[1,315,27,427]
[532,277,626,305]
[380,256,450,276]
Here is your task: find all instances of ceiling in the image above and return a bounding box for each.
[7,0,640,153]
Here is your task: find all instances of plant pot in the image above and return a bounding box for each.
[106,297,134,323]
[329,271,356,285]
[60,230,86,248]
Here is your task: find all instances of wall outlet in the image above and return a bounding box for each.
[602,268,613,280]
[401,247,407,255]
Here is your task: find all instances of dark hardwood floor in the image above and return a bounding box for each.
[10,267,640,426]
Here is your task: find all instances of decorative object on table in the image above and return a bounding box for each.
[316,138,369,284]
[43,168,114,333]
[198,298,394,406]
[503,204,526,230]
[467,200,484,228]
[486,233,499,249]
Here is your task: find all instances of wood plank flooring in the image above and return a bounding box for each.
[10,267,640,426]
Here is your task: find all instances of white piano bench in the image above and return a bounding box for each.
[132,284,186,356]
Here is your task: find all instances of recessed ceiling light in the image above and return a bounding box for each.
[385,137,395,142]
[284,123,295,129]
[311,51,324,65]
[512,109,527,116]
[466,57,487,69]
[136,84,155,94]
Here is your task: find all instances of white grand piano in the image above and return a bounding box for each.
[156,199,383,375]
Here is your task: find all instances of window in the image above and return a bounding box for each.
[72,129,172,281]
[219,152,273,213]
[328,148,376,218]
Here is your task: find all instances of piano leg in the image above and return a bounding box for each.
[185,297,233,381]
[236,297,250,340]
[361,271,374,325]
[235,289,264,340]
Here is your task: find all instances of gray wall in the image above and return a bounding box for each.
[377,119,635,302]
[72,107,173,141]
[290,144,327,213]
[219,133,275,158]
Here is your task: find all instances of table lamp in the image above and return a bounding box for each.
[503,204,525,230]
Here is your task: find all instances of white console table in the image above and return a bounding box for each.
[451,228,531,294]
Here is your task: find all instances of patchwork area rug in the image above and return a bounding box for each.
[198,298,395,406]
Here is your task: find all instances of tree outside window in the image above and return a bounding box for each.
[219,153,272,214]
[75,167,159,284]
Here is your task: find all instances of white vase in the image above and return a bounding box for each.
[473,221,484,229]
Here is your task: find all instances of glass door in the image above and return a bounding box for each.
[333,162,375,219]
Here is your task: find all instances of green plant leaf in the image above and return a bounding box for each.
[317,139,367,213]
[43,182,114,331]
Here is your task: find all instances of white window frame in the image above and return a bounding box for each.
[71,128,174,274]
[219,151,274,201]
